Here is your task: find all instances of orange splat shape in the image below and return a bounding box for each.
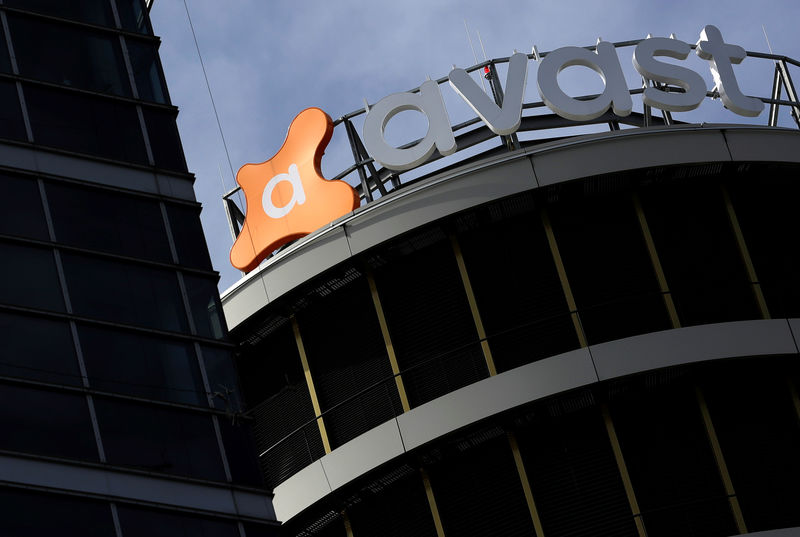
[230,108,359,272]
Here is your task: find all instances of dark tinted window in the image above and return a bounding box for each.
[4,0,115,27]
[95,399,226,480]
[610,377,737,537]
[46,182,172,262]
[297,268,400,449]
[116,0,151,34]
[0,173,49,239]
[0,487,115,537]
[0,81,28,142]
[127,38,167,103]
[62,253,188,332]
[80,325,206,405]
[166,204,213,270]
[202,345,241,411]
[142,107,187,172]
[219,417,264,487]
[0,312,81,385]
[0,384,98,460]
[9,15,130,97]
[184,274,226,339]
[25,84,148,164]
[0,23,11,73]
[457,194,579,371]
[640,173,759,326]
[547,188,670,344]
[370,227,487,408]
[0,242,64,311]
[728,166,800,317]
[117,505,239,537]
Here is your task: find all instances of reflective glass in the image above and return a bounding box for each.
[142,107,187,172]
[0,22,11,73]
[95,398,226,480]
[0,81,28,142]
[184,274,226,339]
[116,0,152,34]
[127,38,167,103]
[0,173,49,240]
[0,242,65,311]
[62,253,188,332]
[5,0,115,27]
[25,85,148,165]
[218,418,263,487]
[166,203,213,270]
[0,384,98,460]
[201,345,241,411]
[79,325,206,405]
[9,15,131,97]
[0,311,81,385]
[117,505,239,537]
[46,181,172,262]
[0,487,115,537]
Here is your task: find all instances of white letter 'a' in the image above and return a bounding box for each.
[449,52,528,135]
[538,41,633,121]
[362,80,457,171]
[262,163,306,219]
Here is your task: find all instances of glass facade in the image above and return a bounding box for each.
[0,2,276,535]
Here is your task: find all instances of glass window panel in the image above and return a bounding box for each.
[0,22,11,73]
[0,384,99,460]
[115,0,152,34]
[62,253,188,332]
[184,274,226,339]
[5,0,115,27]
[0,311,81,385]
[456,193,579,372]
[0,81,28,142]
[142,107,187,172]
[218,418,264,487]
[166,203,213,270]
[640,175,759,326]
[25,84,148,165]
[79,325,206,405]
[117,505,239,537]
[95,398,226,480]
[202,345,241,411]
[127,38,167,103]
[0,487,115,537]
[0,242,65,311]
[9,15,131,97]
[547,188,671,344]
[242,523,281,537]
[46,181,172,262]
[0,173,49,239]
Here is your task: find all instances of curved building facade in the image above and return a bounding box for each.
[221,40,800,537]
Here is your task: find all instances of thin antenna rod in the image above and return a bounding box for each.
[463,20,488,93]
[183,0,236,187]
[476,29,488,61]
[762,24,774,55]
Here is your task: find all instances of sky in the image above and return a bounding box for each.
[149,0,800,292]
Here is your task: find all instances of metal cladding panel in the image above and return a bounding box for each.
[345,156,537,256]
[724,129,800,163]
[591,319,798,381]
[530,128,731,186]
[790,319,800,350]
[263,225,352,302]
[272,460,331,523]
[222,274,270,329]
[396,347,597,451]
[33,149,161,195]
[320,419,404,491]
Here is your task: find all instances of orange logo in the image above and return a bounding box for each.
[230,108,359,272]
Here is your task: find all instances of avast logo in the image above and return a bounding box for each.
[230,108,359,272]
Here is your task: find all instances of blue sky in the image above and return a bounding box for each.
[150,0,800,292]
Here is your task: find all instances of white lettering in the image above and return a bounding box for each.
[633,37,706,112]
[262,163,305,219]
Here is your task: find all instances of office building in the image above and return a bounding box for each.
[0,1,277,535]
[221,33,800,537]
